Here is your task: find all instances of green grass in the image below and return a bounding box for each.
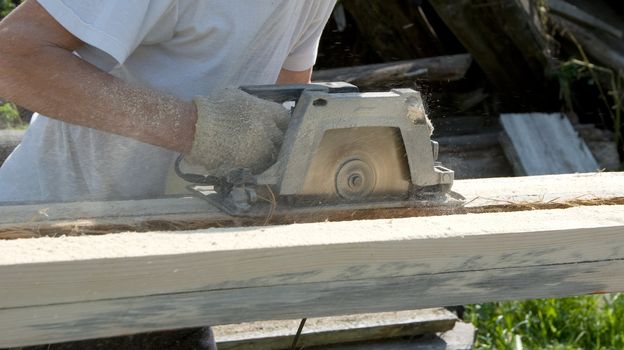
[0,102,26,129]
[466,294,624,350]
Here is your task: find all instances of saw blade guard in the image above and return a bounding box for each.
[260,87,454,199]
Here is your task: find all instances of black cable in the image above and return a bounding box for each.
[290,318,307,350]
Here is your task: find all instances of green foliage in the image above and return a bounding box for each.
[0,102,26,129]
[0,0,17,18]
[466,294,624,350]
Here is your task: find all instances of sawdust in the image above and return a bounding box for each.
[186,88,290,177]
[2,197,624,240]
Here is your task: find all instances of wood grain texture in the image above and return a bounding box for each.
[500,113,599,175]
[2,172,623,238]
[1,205,624,346]
[214,309,456,350]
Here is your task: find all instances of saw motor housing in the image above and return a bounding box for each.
[177,83,454,216]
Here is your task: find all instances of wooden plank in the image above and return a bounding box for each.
[310,321,475,350]
[2,256,622,347]
[312,54,473,87]
[500,113,599,175]
[1,205,624,346]
[2,172,623,238]
[214,309,456,350]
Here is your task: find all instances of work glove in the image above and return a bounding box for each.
[185,88,290,177]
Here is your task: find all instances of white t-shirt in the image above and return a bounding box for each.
[0,0,335,203]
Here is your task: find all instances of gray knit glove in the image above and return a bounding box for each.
[185,88,290,177]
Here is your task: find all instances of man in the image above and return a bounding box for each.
[0,0,335,348]
[0,0,335,203]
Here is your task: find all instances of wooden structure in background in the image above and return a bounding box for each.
[312,54,472,88]
[500,113,599,175]
[428,0,550,93]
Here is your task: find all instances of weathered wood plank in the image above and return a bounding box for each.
[500,113,599,175]
[312,54,472,87]
[2,256,622,347]
[1,172,623,238]
[311,321,475,350]
[1,205,623,346]
[214,309,456,350]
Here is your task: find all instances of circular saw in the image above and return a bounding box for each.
[176,83,457,217]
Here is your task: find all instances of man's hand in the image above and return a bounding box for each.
[184,89,290,176]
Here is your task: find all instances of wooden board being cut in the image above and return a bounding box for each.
[1,204,624,347]
[1,172,623,238]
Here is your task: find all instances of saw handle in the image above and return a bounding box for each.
[240,82,358,103]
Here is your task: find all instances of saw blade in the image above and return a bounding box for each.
[299,127,411,201]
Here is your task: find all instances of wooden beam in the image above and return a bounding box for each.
[214,308,456,350]
[312,54,473,87]
[311,322,475,350]
[1,204,624,346]
[1,172,623,238]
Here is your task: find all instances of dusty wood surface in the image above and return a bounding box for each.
[1,172,623,239]
[214,308,456,350]
[312,54,472,87]
[1,204,624,346]
[500,113,599,175]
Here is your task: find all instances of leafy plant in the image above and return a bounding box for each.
[466,294,624,350]
[0,102,26,129]
[0,0,17,18]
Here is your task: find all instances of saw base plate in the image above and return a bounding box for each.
[189,186,465,218]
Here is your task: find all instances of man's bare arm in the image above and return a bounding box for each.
[276,68,312,84]
[0,0,197,153]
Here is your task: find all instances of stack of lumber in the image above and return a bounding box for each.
[1,172,623,348]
